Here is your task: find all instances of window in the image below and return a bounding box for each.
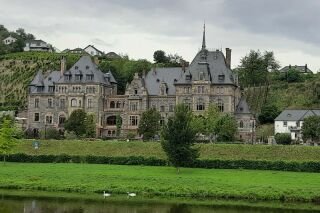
[87,98,92,108]
[116,101,121,108]
[169,104,174,112]
[71,98,77,107]
[130,102,138,111]
[218,75,225,82]
[283,121,287,127]
[110,101,115,108]
[239,120,244,128]
[75,75,82,81]
[34,113,39,122]
[130,116,138,126]
[35,98,39,108]
[48,86,54,92]
[160,106,165,112]
[48,98,53,108]
[199,72,204,80]
[59,115,66,126]
[196,99,205,111]
[106,116,117,126]
[134,89,138,95]
[183,98,192,110]
[65,75,71,81]
[60,99,65,108]
[160,87,165,95]
[217,99,224,112]
[75,66,78,70]
[296,121,300,127]
[86,74,93,81]
[46,115,53,124]
[86,65,90,70]
[37,86,43,92]
[160,117,165,126]
[79,100,82,107]
[197,86,204,94]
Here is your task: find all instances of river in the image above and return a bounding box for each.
[0,195,318,213]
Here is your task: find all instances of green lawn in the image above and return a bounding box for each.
[14,139,320,162]
[0,163,320,202]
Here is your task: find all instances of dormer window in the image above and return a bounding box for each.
[199,72,204,81]
[134,89,138,95]
[48,86,54,92]
[186,74,192,81]
[156,79,160,83]
[75,75,82,81]
[48,77,52,81]
[218,75,225,82]
[86,65,89,70]
[75,66,79,70]
[86,74,94,81]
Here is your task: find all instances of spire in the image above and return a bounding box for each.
[202,22,206,50]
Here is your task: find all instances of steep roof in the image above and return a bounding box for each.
[57,55,115,85]
[176,49,235,85]
[30,70,44,86]
[145,68,183,95]
[29,71,60,94]
[84,45,103,54]
[274,109,319,121]
[235,97,251,114]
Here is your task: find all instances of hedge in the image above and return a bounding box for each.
[1,153,320,173]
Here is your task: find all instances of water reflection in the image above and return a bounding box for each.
[0,196,316,213]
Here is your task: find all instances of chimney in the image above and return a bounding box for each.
[60,56,66,76]
[94,56,99,65]
[305,64,308,73]
[226,48,231,69]
[289,64,291,69]
[182,61,186,72]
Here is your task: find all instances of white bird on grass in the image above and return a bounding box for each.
[103,191,111,198]
[127,192,136,198]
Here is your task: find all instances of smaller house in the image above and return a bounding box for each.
[83,45,103,56]
[274,109,320,141]
[66,48,86,54]
[105,51,121,59]
[24,40,52,52]
[279,64,313,74]
[2,36,17,45]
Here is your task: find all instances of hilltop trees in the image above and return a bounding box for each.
[153,50,187,67]
[237,50,280,87]
[302,115,320,143]
[161,104,198,173]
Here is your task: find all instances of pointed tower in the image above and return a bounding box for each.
[201,22,206,50]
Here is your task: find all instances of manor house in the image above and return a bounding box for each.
[27,28,255,142]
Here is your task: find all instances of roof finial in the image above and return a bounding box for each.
[202,21,206,50]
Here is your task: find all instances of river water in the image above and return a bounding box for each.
[0,196,318,213]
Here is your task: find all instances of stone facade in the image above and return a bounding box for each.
[27,29,255,142]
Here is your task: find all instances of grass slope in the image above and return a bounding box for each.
[0,163,320,202]
[14,140,320,162]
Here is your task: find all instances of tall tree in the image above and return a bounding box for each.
[153,50,168,64]
[302,115,320,143]
[85,113,96,138]
[0,119,17,163]
[237,50,280,87]
[258,104,281,124]
[215,114,238,142]
[161,104,198,173]
[138,108,161,140]
[64,109,87,137]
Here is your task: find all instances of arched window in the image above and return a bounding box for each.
[110,101,115,108]
[106,116,117,126]
[71,98,77,107]
[116,101,121,108]
[183,98,192,110]
[59,115,66,127]
[196,98,205,111]
[239,120,244,128]
[217,99,224,112]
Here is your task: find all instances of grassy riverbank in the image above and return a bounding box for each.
[14,139,320,162]
[0,163,320,203]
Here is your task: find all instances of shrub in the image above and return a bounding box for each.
[275,133,291,145]
[40,128,61,140]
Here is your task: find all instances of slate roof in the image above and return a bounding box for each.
[29,71,60,94]
[280,65,313,73]
[30,70,44,86]
[144,68,183,95]
[235,97,251,114]
[57,55,116,85]
[176,49,235,85]
[274,109,320,121]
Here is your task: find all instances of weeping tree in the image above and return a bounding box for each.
[161,104,198,173]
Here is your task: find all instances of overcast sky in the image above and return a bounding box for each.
[1,0,320,72]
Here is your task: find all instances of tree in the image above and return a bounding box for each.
[153,50,168,64]
[275,133,291,145]
[215,114,238,142]
[116,113,122,137]
[85,114,96,138]
[302,115,320,143]
[258,104,281,124]
[279,69,303,83]
[161,104,198,173]
[64,109,87,137]
[237,50,280,87]
[138,108,161,140]
[204,105,222,142]
[0,119,17,163]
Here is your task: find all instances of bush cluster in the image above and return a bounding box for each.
[1,153,320,173]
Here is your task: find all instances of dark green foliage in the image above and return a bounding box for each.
[279,69,303,83]
[153,50,168,63]
[153,50,186,67]
[161,104,198,171]
[2,153,320,173]
[0,119,17,162]
[138,108,161,140]
[64,109,87,137]
[275,133,292,145]
[116,113,122,137]
[258,104,281,124]
[237,50,280,87]
[40,128,61,140]
[302,115,320,143]
[85,114,96,138]
[215,114,238,142]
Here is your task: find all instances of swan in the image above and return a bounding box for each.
[127,192,136,197]
[103,191,111,198]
